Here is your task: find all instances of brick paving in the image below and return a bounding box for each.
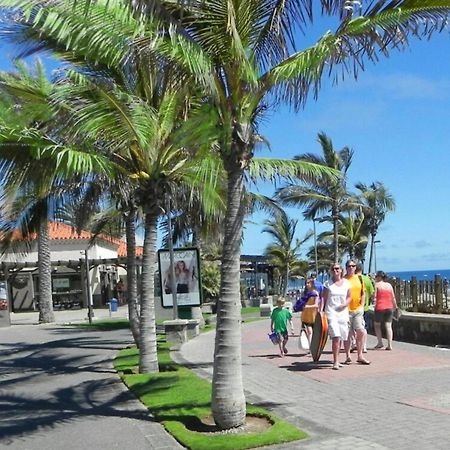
[176,315,450,450]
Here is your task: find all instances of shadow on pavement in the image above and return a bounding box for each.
[0,332,153,443]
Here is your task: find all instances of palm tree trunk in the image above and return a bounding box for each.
[138,209,159,373]
[38,218,55,323]
[284,267,289,296]
[333,216,339,264]
[211,165,246,429]
[125,208,140,347]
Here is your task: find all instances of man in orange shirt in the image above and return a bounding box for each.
[344,260,371,365]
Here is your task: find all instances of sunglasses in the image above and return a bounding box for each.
[332,267,341,271]
[347,264,356,268]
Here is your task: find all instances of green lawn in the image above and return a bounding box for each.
[114,340,307,450]
[70,315,306,448]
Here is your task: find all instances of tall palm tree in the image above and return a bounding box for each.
[0,61,61,324]
[319,212,368,262]
[262,211,312,295]
[277,132,358,263]
[356,181,396,273]
[4,0,450,430]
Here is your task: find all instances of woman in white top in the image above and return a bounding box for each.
[322,264,351,370]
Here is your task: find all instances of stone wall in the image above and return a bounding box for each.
[369,311,450,347]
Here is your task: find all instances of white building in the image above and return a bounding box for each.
[0,222,140,311]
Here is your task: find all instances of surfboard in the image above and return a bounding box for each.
[310,311,328,362]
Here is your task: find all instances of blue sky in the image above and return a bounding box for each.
[244,32,450,273]
[1,16,449,273]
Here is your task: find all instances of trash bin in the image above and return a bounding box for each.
[109,297,118,312]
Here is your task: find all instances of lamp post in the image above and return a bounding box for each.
[374,240,381,273]
[82,250,94,325]
[313,219,319,276]
[165,195,179,320]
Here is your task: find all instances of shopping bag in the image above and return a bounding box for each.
[268,331,280,345]
[298,329,310,350]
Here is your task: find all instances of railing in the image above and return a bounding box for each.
[391,276,449,314]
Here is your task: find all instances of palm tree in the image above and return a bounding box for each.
[0,61,60,324]
[306,241,334,277]
[277,132,358,263]
[319,212,368,262]
[356,181,396,273]
[262,211,312,295]
[4,0,450,430]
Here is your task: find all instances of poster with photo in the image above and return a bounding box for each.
[158,248,201,308]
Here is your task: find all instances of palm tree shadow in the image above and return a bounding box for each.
[0,331,154,442]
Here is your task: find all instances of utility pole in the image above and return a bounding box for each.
[83,250,94,324]
[166,196,178,320]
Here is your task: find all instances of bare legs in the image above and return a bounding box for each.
[374,320,393,350]
[278,335,288,357]
[374,321,383,347]
[385,321,393,349]
[332,337,341,369]
[346,328,370,364]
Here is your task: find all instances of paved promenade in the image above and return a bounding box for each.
[3,309,450,449]
[176,316,450,450]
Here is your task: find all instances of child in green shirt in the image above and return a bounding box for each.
[270,297,294,357]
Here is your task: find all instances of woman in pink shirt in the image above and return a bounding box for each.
[373,271,398,350]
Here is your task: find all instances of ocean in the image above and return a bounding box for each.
[387,269,450,281]
[289,269,450,289]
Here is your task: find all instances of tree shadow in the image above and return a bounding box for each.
[0,329,154,442]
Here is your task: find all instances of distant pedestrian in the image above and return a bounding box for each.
[270,297,294,357]
[373,271,398,350]
[310,273,324,299]
[322,264,351,370]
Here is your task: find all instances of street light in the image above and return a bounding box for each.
[81,250,94,324]
[165,194,179,320]
[374,240,381,273]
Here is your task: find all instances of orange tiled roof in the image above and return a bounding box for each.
[48,222,123,247]
[117,241,144,257]
[9,222,143,256]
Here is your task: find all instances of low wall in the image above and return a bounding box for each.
[369,311,450,347]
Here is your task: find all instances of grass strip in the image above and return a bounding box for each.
[114,341,306,450]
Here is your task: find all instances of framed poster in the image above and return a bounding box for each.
[158,247,201,308]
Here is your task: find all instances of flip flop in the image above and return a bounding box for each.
[357,359,371,365]
[343,357,352,365]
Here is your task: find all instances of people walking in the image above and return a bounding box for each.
[270,297,294,357]
[322,264,351,370]
[344,260,371,365]
[300,278,321,350]
[373,271,398,350]
[356,263,375,352]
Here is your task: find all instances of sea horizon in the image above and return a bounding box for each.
[380,268,450,281]
[288,268,450,290]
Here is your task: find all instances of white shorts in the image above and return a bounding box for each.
[327,317,349,340]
